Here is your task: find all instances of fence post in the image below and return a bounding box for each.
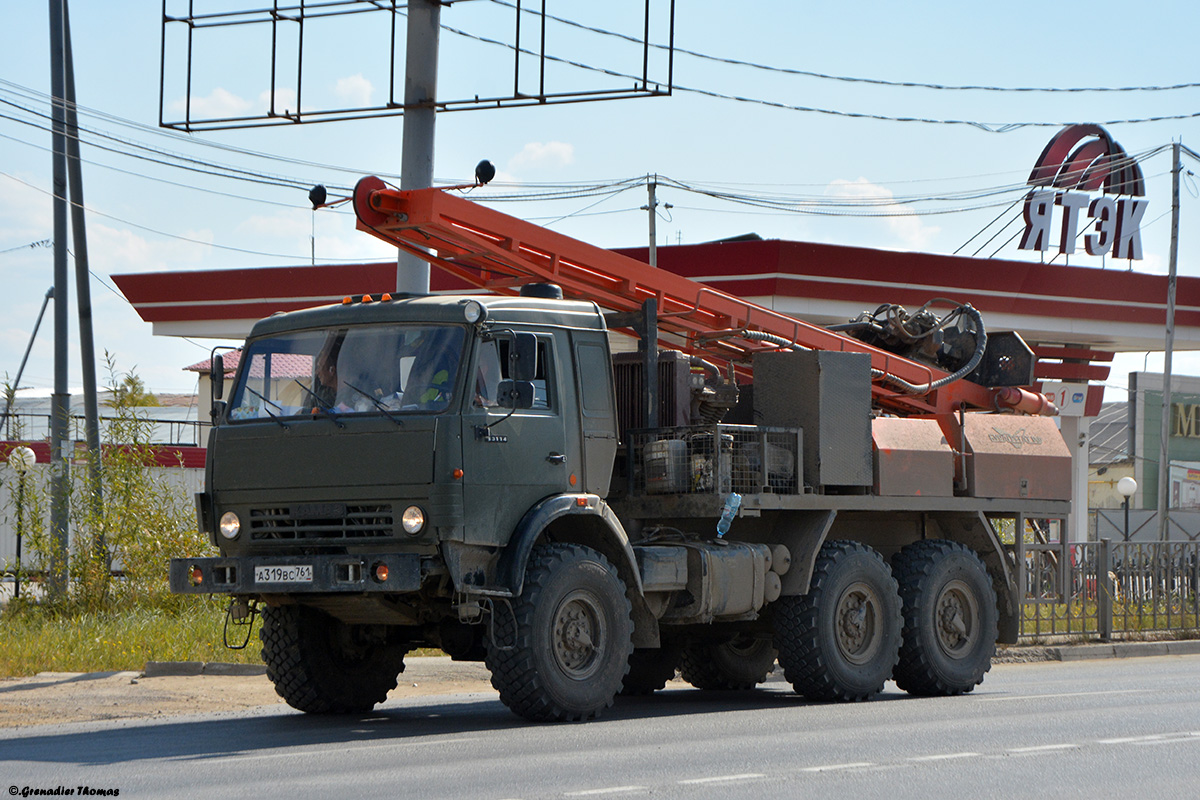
[1098,537,1113,642]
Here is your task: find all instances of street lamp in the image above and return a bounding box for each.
[7,445,36,599]
[1117,476,1138,542]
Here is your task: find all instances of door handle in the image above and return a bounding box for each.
[546,452,567,465]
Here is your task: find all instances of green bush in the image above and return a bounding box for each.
[3,357,216,623]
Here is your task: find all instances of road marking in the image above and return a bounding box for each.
[677,774,766,785]
[977,689,1148,703]
[1008,744,1078,754]
[800,762,873,773]
[1098,734,1168,744]
[564,787,646,797]
[908,752,979,762]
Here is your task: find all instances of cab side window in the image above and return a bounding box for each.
[474,338,552,410]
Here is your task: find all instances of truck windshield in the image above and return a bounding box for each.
[227,324,466,421]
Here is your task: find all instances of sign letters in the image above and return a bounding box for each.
[1018,124,1147,260]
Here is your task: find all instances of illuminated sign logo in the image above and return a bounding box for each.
[1018,124,1147,260]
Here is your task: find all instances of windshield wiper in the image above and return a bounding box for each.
[292,379,345,428]
[242,385,289,430]
[344,382,405,427]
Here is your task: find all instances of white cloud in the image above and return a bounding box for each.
[827,177,941,250]
[170,88,252,118]
[335,74,374,107]
[507,141,575,173]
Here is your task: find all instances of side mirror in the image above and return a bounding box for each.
[509,333,537,383]
[496,379,535,409]
[212,354,225,401]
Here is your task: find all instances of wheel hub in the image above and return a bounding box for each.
[935,579,978,658]
[552,592,605,679]
[835,582,881,665]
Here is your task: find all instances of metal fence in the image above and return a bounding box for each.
[1011,528,1200,640]
[3,413,205,447]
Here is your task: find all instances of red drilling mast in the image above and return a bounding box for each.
[353,178,1051,418]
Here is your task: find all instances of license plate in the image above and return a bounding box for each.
[255,564,313,584]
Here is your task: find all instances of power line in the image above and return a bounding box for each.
[445,11,1200,131]
[0,170,388,263]
[489,0,1200,95]
[0,238,51,255]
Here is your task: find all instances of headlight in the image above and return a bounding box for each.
[219,511,241,539]
[401,505,426,535]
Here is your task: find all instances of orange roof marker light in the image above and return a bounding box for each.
[342,296,353,305]
[362,294,373,303]
[381,293,393,302]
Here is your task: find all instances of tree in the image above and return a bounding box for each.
[109,373,159,408]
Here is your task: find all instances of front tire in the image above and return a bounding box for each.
[259,604,408,714]
[486,544,634,721]
[775,540,901,702]
[891,539,998,696]
[679,634,776,690]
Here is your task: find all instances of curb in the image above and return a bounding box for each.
[1049,640,1200,662]
[143,661,266,677]
[136,641,1200,679]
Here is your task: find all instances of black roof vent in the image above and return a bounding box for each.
[519,283,564,300]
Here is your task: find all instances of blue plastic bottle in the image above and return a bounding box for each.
[716,492,742,537]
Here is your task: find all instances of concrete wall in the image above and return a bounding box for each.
[0,462,204,570]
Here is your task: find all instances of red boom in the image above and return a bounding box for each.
[353,179,1046,417]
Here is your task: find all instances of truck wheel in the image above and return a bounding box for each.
[259,604,408,714]
[679,634,776,690]
[891,539,998,696]
[775,540,901,702]
[620,645,679,695]
[486,543,634,721]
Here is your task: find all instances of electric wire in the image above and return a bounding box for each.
[487,0,1200,95]
[442,14,1200,131]
[0,170,390,263]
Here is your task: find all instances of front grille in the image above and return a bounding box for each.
[249,503,394,540]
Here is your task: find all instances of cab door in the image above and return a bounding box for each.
[460,332,579,546]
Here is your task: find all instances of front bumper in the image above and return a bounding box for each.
[169,552,422,595]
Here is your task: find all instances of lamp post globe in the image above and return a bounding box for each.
[7,445,35,473]
[1117,476,1137,542]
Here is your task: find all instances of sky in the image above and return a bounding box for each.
[1,0,1199,400]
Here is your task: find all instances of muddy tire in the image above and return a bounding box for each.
[259,604,407,714]
[679,634,776,690]
[620,645,680,695]
[775,540,901,702]
[891,539,998,696]
[486,544,634,721]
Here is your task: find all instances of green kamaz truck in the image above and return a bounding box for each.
[170,182,1071,722]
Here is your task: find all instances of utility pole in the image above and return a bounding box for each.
[642,175,671,267]
[1157,141,1182,541]
[47,0,71,597]
[63,0,104,543]
[396,0,441,295]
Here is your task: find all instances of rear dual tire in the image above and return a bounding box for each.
[891,539,998,696]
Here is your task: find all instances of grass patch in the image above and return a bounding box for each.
[1020,598,1200,639]
[0,599,448,678]
[0,598,263,677]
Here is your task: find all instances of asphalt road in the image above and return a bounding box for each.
[2,655,1199,799]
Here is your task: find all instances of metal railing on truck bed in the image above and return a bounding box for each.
[620,424,803,499]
